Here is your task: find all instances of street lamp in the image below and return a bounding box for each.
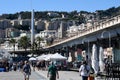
[101,30,113,63]
[101,30,111,47]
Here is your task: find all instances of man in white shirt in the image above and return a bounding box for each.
[79,61,90,80]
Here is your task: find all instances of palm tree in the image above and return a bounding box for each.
[18,36,30,51]
[31,41,37,55]
[9,38,16,50]
[36,37,43,49]
[9,38,16,57]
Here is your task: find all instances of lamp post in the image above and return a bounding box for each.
[101,30,113,63]
[101,30,111,47]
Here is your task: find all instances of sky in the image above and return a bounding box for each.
[0,0,120,15]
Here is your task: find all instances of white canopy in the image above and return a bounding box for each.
[44,54,53,61]
[29,57,37,61]
[49,53,67,61]
[36,54,47,61]
[27,54,37,57]
[27,54,32,57]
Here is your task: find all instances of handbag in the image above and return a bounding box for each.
[88,76,94,80]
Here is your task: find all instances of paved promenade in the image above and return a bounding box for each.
[0,71,47,80]
[0,69,106,80]
[35,70,107,80]
[0,70,82,80]
[36,70,82,80]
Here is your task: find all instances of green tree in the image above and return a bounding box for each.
[9,38,16,57]
[31,41,38,55]
[35,37,44,49]
[13,25,30,31]
[9,38,16,50]
[18,36,30,51]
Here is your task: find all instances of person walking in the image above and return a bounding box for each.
[47,61,59,80]
[79,61,91,80]
[23,61,31,80]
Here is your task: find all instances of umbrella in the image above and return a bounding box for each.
[29,57,37,61]
[99,47,105,72]
[91,44,99,74]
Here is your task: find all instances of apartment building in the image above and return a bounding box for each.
[0,19,12,29]
[0,29,5,38]
[35,20,45,31]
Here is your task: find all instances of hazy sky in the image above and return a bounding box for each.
[0,0,119,15]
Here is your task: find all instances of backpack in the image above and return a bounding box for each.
[84,65,89,73]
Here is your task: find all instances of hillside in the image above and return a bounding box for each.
[0,6,120,20]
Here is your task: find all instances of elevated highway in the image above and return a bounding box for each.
[45,15,120,50]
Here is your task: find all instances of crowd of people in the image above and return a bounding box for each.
[0,60,9,72]
[0,60,31,80]
[0,60,24,72]
[0,57,113,80]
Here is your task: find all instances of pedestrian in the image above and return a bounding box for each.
[79,61,90,80]
[31,61,36,71]
[47,61,59,80]
[23,61,31,80]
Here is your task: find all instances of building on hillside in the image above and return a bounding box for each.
[5,28,20,38]
[67,25,79,37]
[47,12,59,17]
[48,21,60,30]
[35,30,57,38]
[10,30,20,38]
[0,19,12,29]
[57,21,67,39]
[11,20,19,26]
[19,19,31,26]
[5,28,14,38]
[20,31,31,39]
[66,23,87,37]
[11,19,31,27]
[35,30,57,47]
[79,13,96,23]
[86,20,94,29]
[35,20,45,31]
[44,20,50,30]
[0,29,5,38]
